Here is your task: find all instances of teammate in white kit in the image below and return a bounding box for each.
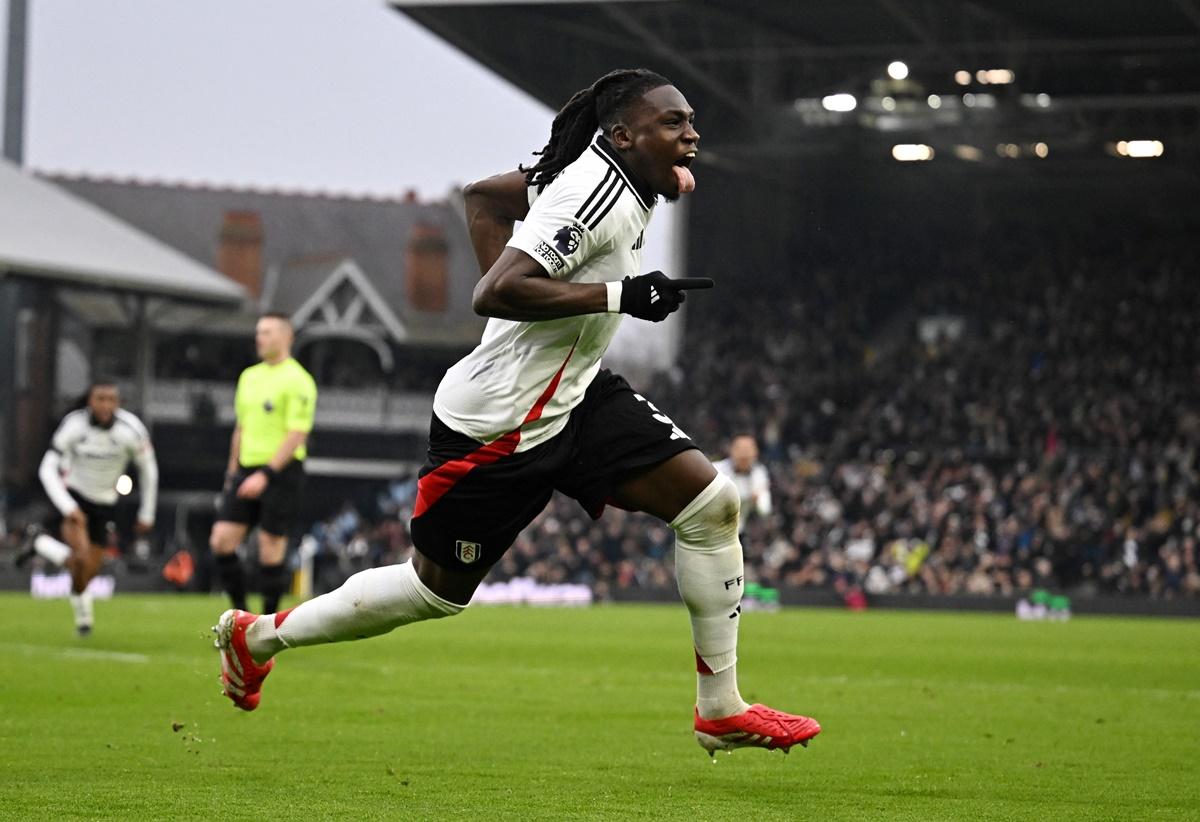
[18,381,158,635]
[714,434,773,532]
[213,69,820,755]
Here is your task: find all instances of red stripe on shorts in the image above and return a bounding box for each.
[412,338,579,519]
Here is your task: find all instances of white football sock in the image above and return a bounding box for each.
[69,591,94,627]
[246,559,464,663]
[672,473,751,720]
[34,534,71,566]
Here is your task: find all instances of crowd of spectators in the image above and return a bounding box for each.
[303,227,1200,600]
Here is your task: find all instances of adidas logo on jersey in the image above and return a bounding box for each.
[649,286,660,304]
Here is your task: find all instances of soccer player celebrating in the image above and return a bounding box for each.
[19,380,158,636]
[209,313,317,616]
[214,70,820,755]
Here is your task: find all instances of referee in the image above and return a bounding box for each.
[209,313,317,614]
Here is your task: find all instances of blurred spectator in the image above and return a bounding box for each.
[296,227,1200,600]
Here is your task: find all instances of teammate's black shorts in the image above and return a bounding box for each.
[48,489,117,547]
[216,461,305,537]
[410,369,698,571]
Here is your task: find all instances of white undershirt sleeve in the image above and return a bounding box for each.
[752,464,773,517]
[38,450,79,516]
[133,441,159,525]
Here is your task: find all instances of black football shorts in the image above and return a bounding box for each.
[48,489,118,547]
[410,369,697,571]
[216,461,306,537]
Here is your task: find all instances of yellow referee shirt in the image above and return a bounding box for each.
[235,358,318,466]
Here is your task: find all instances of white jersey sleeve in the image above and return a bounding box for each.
[118,409,158,524]
[39,449,78,516]
[41,411,89,515]
[750,463,773,517]
[507,164,631,281]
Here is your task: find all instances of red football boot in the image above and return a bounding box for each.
[213,609,274,711]
[694,704,821,756]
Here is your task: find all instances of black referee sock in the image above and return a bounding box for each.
[260,563,290,615]
[214,553,248,611]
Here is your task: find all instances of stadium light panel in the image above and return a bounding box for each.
[975,69,1016,85]
[892,144,934,162]
[954,70,971,85]
[888,61,909,80]
[1034,142,1049,158]
[1117,140,1164,158]
[927,94,942,109]
[880,96,897,112]
[821,93,857,112]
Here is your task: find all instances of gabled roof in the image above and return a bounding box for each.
[285,257,409,343]
[46,173,484,344]
[0,160,245,304]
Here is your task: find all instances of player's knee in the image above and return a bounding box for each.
[209,527,238,555]
[671,473,741,548]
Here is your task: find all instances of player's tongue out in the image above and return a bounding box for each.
[672,164,696,194]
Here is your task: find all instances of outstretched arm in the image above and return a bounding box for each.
[465,169,609,320]
[463,170,531,276]
[472,247,609,321]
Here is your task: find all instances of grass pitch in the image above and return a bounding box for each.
[0,594,1196,821]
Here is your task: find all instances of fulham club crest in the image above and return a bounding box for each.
[455,540,482,564]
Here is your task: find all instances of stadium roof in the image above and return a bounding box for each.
[0,160,245,304]
[392,0,1200,164]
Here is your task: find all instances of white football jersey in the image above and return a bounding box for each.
[714,458,773,519]
[39,407,159,521]
[434,137,657,451]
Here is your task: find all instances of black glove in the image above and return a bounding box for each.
[618,271,714,322]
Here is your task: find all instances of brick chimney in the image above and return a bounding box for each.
[405,222,449,312]
[217,210,264,297]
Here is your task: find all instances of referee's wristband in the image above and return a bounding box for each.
[605,281,623,313]
[259,466,278,482]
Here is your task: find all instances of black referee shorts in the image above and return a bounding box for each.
[410,369,698,572]
[216,461,305,537]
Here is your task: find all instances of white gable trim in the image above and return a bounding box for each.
[290,259,408,343]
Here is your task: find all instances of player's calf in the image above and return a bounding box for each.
[671,473,750,719]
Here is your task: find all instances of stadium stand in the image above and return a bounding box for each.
[302,224,1200,601]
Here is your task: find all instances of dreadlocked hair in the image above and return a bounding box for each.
[522,68,672,189]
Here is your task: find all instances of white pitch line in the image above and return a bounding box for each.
[1,642,151,664]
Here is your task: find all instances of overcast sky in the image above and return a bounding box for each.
[2,0,553,198]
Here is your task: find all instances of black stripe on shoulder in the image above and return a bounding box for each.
[580,175,623,227]
[573,166,615,220]
[590,145,653,210]
[587,184,627,231]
